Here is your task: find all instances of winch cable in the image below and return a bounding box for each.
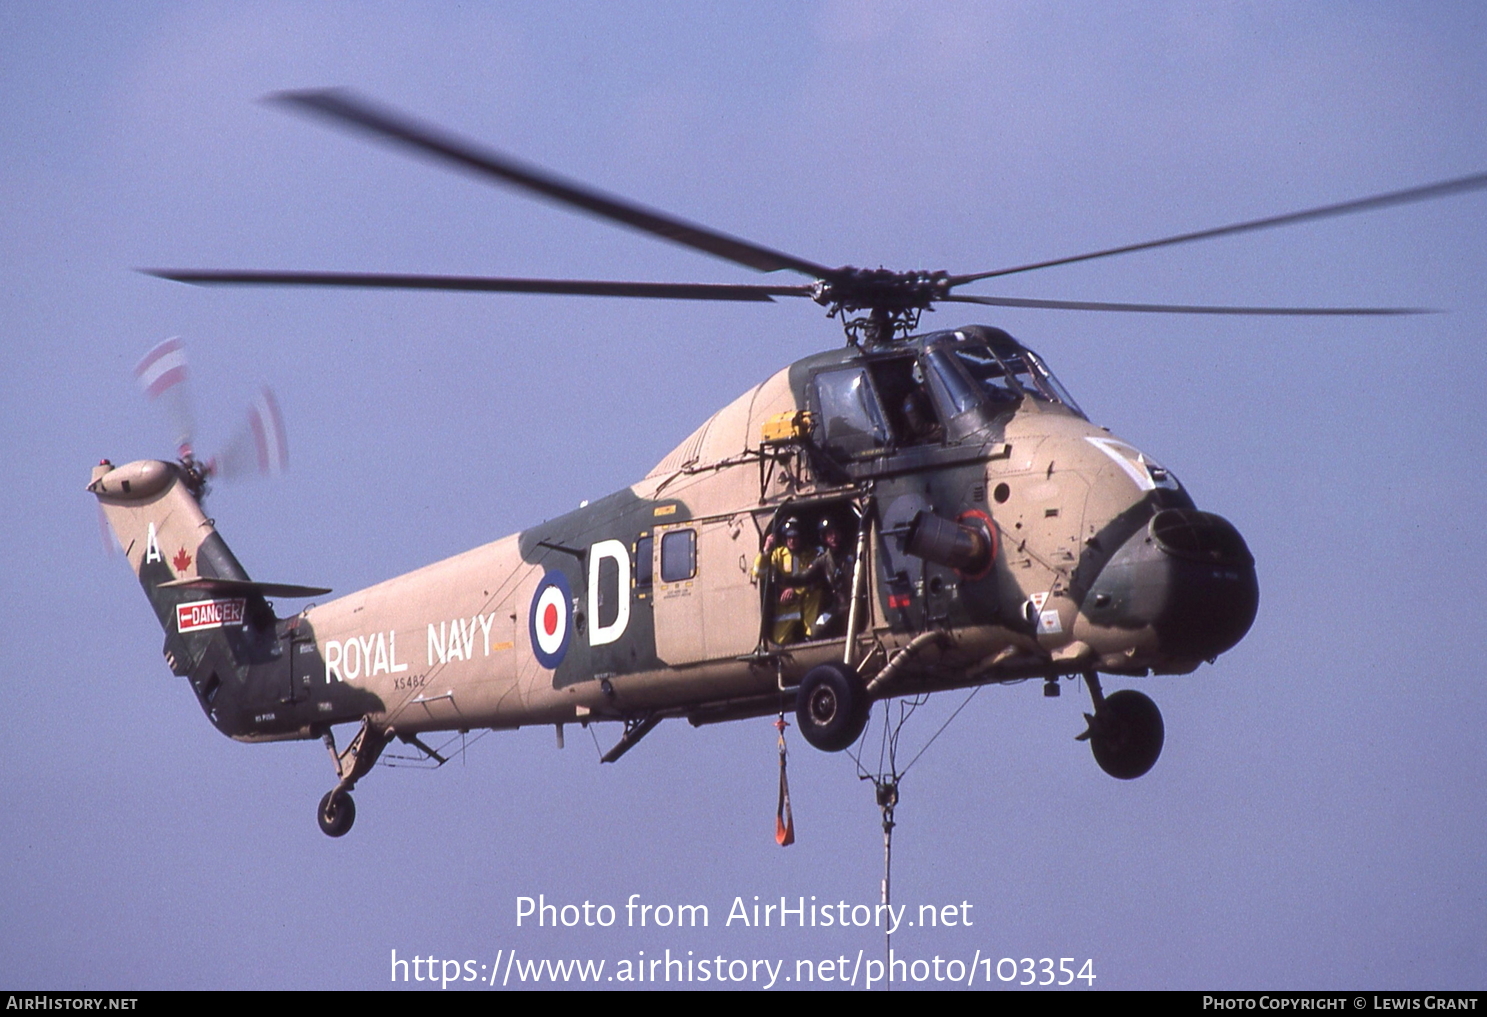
[850,700,913,991]
[847,684,986,989]
[897,684,985,777]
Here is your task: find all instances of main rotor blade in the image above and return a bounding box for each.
[942,294,1432,315]
[141,268,816,302]
[951,170,1487,285]
[270,89,832,279]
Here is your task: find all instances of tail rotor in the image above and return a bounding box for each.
[215,387,288,481]
[134,336,196,462]
[133,337,289,488]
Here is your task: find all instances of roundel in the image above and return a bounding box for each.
[528,570,573,670]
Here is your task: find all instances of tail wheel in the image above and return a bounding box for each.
[317,789,356,837]
[1088,689,1164,780]
[796,663,870,752]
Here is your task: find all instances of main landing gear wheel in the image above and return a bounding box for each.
[1084,689,1164,780]
[796,662,871,752]
[317,719,387,837]
[318,789,356,837]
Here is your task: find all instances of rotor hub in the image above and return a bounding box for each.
[812,268,952,345]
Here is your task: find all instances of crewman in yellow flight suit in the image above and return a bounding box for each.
[753,517,826,645]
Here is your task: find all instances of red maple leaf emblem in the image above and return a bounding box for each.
[172,547,193,574]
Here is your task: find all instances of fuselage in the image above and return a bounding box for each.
[94,325,1258,746]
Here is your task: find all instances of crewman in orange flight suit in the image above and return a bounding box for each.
[753,516,825,645]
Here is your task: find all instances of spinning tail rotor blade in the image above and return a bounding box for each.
[96,500,118,557]
[214,387,288,480]
[134,337,195,459]
[132,339,289,482]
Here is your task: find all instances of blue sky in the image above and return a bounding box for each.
[2,1,1484,990]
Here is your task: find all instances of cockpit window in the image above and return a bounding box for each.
[812,366,890,458]
[1020,347,1085,418]
[923,347,989,416]
[951,342,1086,419]
[954,344,1040,401]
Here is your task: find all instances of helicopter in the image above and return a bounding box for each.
[90,90,1487,837]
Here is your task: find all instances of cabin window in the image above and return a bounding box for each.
[660,530,696,582]
[634,535,653,588]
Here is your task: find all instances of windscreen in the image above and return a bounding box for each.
[949,341,1085,419]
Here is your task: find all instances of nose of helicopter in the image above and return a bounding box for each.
[1086,507,1259,664]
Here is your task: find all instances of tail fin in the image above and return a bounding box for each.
[90,458,339,742]
[89,459,333,742]
[90,458,259,675]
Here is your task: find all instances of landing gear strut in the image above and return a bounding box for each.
[1077,672,1164,780]
[316,718,388,837]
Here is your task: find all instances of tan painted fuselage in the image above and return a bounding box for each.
[93,325,1257,824]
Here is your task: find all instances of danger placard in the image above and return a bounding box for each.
[176,598,246,633]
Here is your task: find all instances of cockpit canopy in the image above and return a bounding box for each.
[808,326,1084,460]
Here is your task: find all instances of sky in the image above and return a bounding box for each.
[2,0,1485,991]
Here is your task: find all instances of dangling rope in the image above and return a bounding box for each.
[775,714,796,846]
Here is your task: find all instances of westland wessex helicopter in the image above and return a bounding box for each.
[91,91,1487,836]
